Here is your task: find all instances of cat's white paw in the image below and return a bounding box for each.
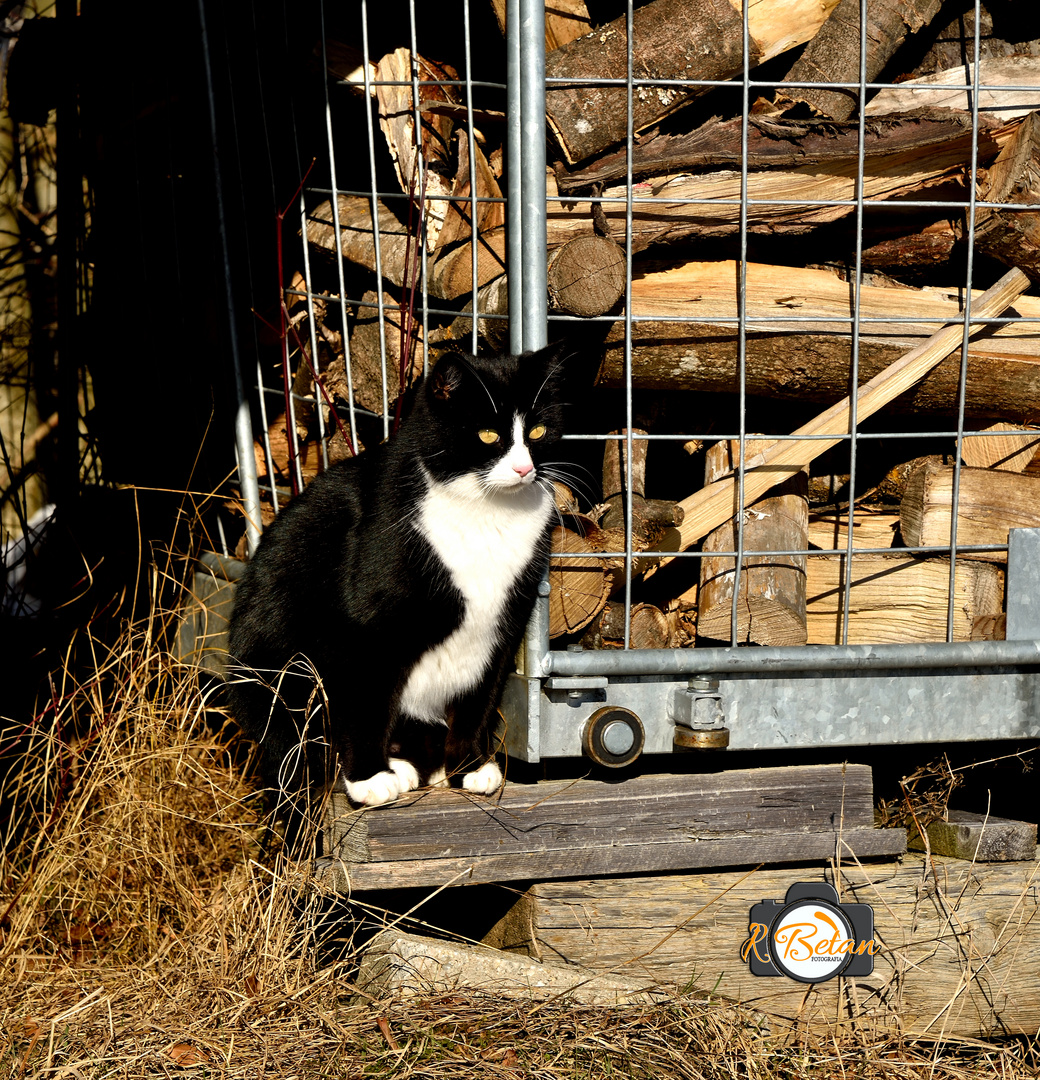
[388,757,421,793]
[346,770,403,806]
[462,759,503,795]
[427,766,449,788]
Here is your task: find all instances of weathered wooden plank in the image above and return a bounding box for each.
[506,854,1040,1037]
[322,765,905,889]
[324,824,906,890]
[908,811,1037,862]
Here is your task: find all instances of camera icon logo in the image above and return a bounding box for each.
[742,881,876,984]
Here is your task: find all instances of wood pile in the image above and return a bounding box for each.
[254,0,1040,649]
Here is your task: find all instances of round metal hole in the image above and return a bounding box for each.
[581,706,645,768]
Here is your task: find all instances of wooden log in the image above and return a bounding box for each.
[697,439,808,646]
[976,109,1040,282]
[306,195,414,289]
[544,0,841,164]
[506,853,1040,1037]
[961,422,1040,472]
[647,267,1029,570]
[372,48,457,254]
[805,554,1004,644]
[331,289,426,417]
[447,234,626,346]
[907,810,1037,862]
[600,428,683,535]
[549,123,1006,247]
[322,764,904,890]
[488,0,593,53]
[579,600,687,650]
[596,260,1040,417]
[865,57,1040,122]
[808,509,900,550]
[546,235,626,317]
[548,525,613,638]
[775,0,945,122]
[558,109,1003,191]
[900,461,1040,563]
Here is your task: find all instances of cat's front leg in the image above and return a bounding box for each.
[443,699,504,796]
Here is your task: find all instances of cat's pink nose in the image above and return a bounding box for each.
[513,462,534,477]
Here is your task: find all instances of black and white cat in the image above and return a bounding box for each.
[227,344,567,817]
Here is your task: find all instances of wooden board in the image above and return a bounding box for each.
[498,854,1040,1037]
[322,765,905,890]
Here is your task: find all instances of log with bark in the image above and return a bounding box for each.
[579,601,688,650]
[975,109,1040,282]
[773,0,945,122]
[600,429,683,536]
[596,260,1040,417]
[900,460,1040,562]
[697,439,809,646]
[558,108,1004,191]
[549,112,1010,247]
[544,0,842,163]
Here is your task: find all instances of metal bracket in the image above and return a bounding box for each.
[670,675,730,749]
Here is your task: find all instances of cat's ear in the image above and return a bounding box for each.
[428,353,468,403]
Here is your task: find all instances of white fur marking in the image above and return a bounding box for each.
[399,465,551,723]
[485,414,535,488]
[346,769,403,806]
[427,766,449,788]
[388,757,421,793]
[462,759,503,795]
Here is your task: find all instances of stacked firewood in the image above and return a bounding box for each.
[267,0,1040,648]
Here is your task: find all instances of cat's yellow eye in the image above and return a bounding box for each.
[478,428,499,445]
[528,424,547,441]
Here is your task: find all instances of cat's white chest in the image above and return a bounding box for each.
[399,474,551,722]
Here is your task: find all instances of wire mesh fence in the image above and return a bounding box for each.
[238,0,1040,763]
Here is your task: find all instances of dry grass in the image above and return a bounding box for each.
[1,596,1038,1078]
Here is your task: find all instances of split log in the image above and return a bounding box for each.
[600,429,683,535]
[544,0,841,163]
[488,0,592,52]
[775,0,945,122]
[697,439,808,646]
[446,234,627,347]
[558,109,1003,191]
[808,508,900,550]
[306,196,414,289]
[431,129,505,257]
[976,109,1040,282]
[645,267,1029,573]
[372,49,458,254]
[960,422,1040,472]
[548,526,614,637]
[549,118,1008,247]
[329,290,425,417]
[579,601,685,650]
[805,553,1004,644]
[900,461,1040,562]
[865,58,1040,122]
[596,260,1040,418]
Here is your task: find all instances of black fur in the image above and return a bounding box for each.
[227,345,568,826]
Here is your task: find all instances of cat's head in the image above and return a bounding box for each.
[418,344,569,492]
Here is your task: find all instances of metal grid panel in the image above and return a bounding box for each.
[243,0,1040,760]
